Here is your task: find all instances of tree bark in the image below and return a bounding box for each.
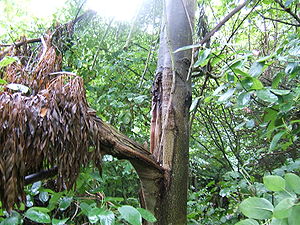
[150,0,195,224]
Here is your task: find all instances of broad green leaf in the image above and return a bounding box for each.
[251,78,264,90]
[88,207,105,224]
[263,175,285,191]
[0,214,21,225]
[48,192,63,211]
[270,89,291,96]
[118,205,142,225]
[235,219,259,225]
[6,83,30,94]
[59,197,73,211]
[39,192,49,203]
[239,197,273,219]
[80,202,92,216]
[218,88,235,102]
[30,181,42,195]
[273,198,295,219]
[269,132,285,151]
[271,218,288,225]
[0,56,17,68]
[237,92,251,107]
[256,89,278,103]
[137,208,157,222]
[249,62,264,77]
[285,173,300,194]
[233,68,250,77]
[98,210,115,225]
[288,205,300,225]
[241,77,253,90]
[25,208,51,224]
[194,49,211,67]
[51,218,69,225]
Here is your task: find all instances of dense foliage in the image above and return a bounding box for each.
[0,0,299,224]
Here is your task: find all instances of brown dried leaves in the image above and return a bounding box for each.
[0,34,103,210]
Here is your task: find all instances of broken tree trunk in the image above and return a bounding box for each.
[150,0,195,224]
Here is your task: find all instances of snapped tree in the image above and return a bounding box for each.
[0,0,195,224]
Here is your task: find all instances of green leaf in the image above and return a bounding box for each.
[51,218,69,225]
[88,207,104,224]
[237,92,251,107]
[174,43,201,53]
[213,85,226,95]
[0,214,21,225]
[273,198,295,219]
[30,181,42,195]
[285,62,299,75]
[137,208,157,222]
[239,197,273,219]
[251,78,264,90]
[80,202,92,216]
[118,205,142,225]
[59,197,73,211]
[271,218,288,225]
[257,54,275,62]
[263,175,285,191]
[256,89,278,103]
[241,77,253,90]
[48,192,63,211]
[218,88,235,102]
[272,72,285,88]
[0,56,17,68]
[194,49,211,67]
[190,97,200,112]
[235,219,259,225]
[249,62,264,77]
[98,210,115,225]
[25,208,51,224]
[285,173,300,194]
[269,132,285,151]
[6,83,30,94]
[288,205,300,225]
[39,192,49,203]
[270,89,291,96]
[0,79,7,85]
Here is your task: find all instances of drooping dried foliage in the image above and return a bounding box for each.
[0,27,104,210]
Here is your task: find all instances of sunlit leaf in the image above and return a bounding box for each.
[256,89,278,103]
[137,208,157,222]
[118,205,142,225]
[269,132,285,151]
[263,175,285,191]
[25,208,51,223]
[273,198,295,219]
[239,197,273,219]
[285,173,300,194]
[234,219,259,225]
[0,56,18,68]
[249,62,264,77]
